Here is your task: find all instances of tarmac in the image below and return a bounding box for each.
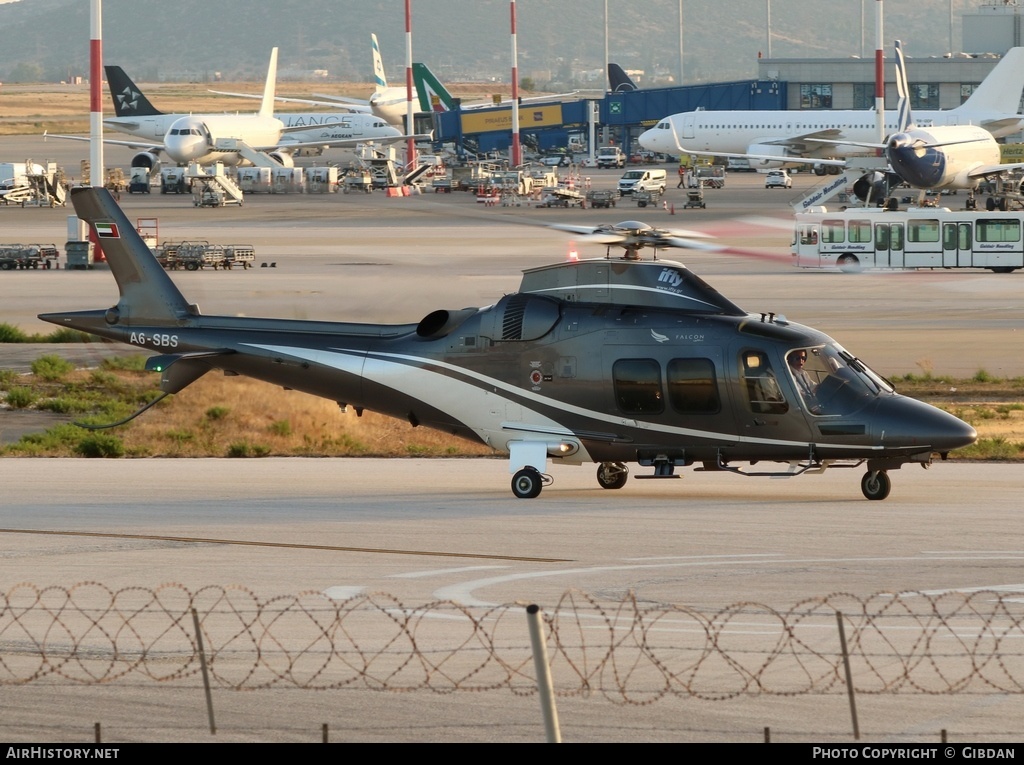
[1,134,1023,742]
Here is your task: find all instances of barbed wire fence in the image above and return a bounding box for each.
[1,583,1023,741]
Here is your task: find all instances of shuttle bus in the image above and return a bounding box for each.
[792,206,1024,273]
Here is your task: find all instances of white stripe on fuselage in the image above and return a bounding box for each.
[242,343,885,453]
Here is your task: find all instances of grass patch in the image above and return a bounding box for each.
[6,355,1018,461]
[31,355,75,381]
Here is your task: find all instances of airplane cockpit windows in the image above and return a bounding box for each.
[742,351,787,415]
[613,359,664,415]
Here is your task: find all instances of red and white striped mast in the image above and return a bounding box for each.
[90,0,104,187]
[875,0,885,148]
[510,0,522,167]
[405,0,416,169]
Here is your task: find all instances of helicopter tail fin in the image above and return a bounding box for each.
[43,187,198,327]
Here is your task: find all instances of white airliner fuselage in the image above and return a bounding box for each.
[639,47,1024,170]
[105,112,402,156]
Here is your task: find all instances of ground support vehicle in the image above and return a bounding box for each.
[585,189,619,209]
[793,205,1024,272]
[172,242,256,271]
[0,243,59,270]
[684,189,706,209]
[64,241,94,270]
[431,175,453,193]
[633,190,662,208]
[537,186,586,208]
[597,147,626,169]
[343,169,373,193]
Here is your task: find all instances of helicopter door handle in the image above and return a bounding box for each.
[752,418,767,426]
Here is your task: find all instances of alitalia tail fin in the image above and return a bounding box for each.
[412,63,455,112]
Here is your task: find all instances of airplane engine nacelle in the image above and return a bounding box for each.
[130,152,161,171]
[745,143,793,170]
[853,172,900,205]
[268,152,295,168]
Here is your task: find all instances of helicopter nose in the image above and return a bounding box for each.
[873,396,977,453]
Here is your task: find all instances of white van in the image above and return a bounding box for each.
[617,168,667,195]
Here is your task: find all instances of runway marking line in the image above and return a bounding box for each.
[0,528,571,564]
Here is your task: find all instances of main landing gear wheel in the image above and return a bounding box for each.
[861,471,891,501]
[596,462,629,490]
[511,467,547,499]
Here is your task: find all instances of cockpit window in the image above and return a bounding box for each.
[786,344,892,416]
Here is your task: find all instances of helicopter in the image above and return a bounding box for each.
[40,188,977,500]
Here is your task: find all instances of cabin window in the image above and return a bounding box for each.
[977,219,1021,243]
[613,359,664,415]
[907,220,940,243]
[741,351,788,415]
[667,358,720,414]
[799,225,819,246]
[822,220,846,244]
[848,220,872,243]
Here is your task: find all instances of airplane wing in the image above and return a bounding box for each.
[980,117,1024,135]
[259,133,432,153]
[677,146,847,168]
[45,131,163,153]
[966,162,1024,180]
[209,89,372,113]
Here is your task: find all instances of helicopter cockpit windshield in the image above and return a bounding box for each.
[786,344,894,416]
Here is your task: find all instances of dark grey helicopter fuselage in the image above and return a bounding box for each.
[40,188,976,499]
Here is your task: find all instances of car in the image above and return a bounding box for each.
[765,170,792,189]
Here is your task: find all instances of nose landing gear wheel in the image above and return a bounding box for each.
[596,462,629,490]
[861,470,891,501]
[511,467,545,499]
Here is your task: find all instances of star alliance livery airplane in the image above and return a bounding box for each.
[47,48,413,167]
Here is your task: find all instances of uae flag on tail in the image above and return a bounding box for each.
[95,222,120,238]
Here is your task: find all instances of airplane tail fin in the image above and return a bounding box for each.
[104,65,163,117]
[259,47,279,119]
[372,33,388,93]
[956,47,1024,114]
[412,63,455,112]
[894,40,913,132]
[608,63,638,93]
[49,188,196,324]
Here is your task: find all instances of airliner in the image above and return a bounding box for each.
[48,49,411,168]
[827,41,1024,200]
[103,63,402,153]
[411,62,577,113]
[638,47,1024,170]
[216,34,416,128]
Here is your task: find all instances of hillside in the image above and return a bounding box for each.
[0,0,982,88]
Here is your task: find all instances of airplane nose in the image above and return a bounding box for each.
[873,396,977,453]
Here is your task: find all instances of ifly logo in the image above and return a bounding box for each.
[657,268,684,289]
